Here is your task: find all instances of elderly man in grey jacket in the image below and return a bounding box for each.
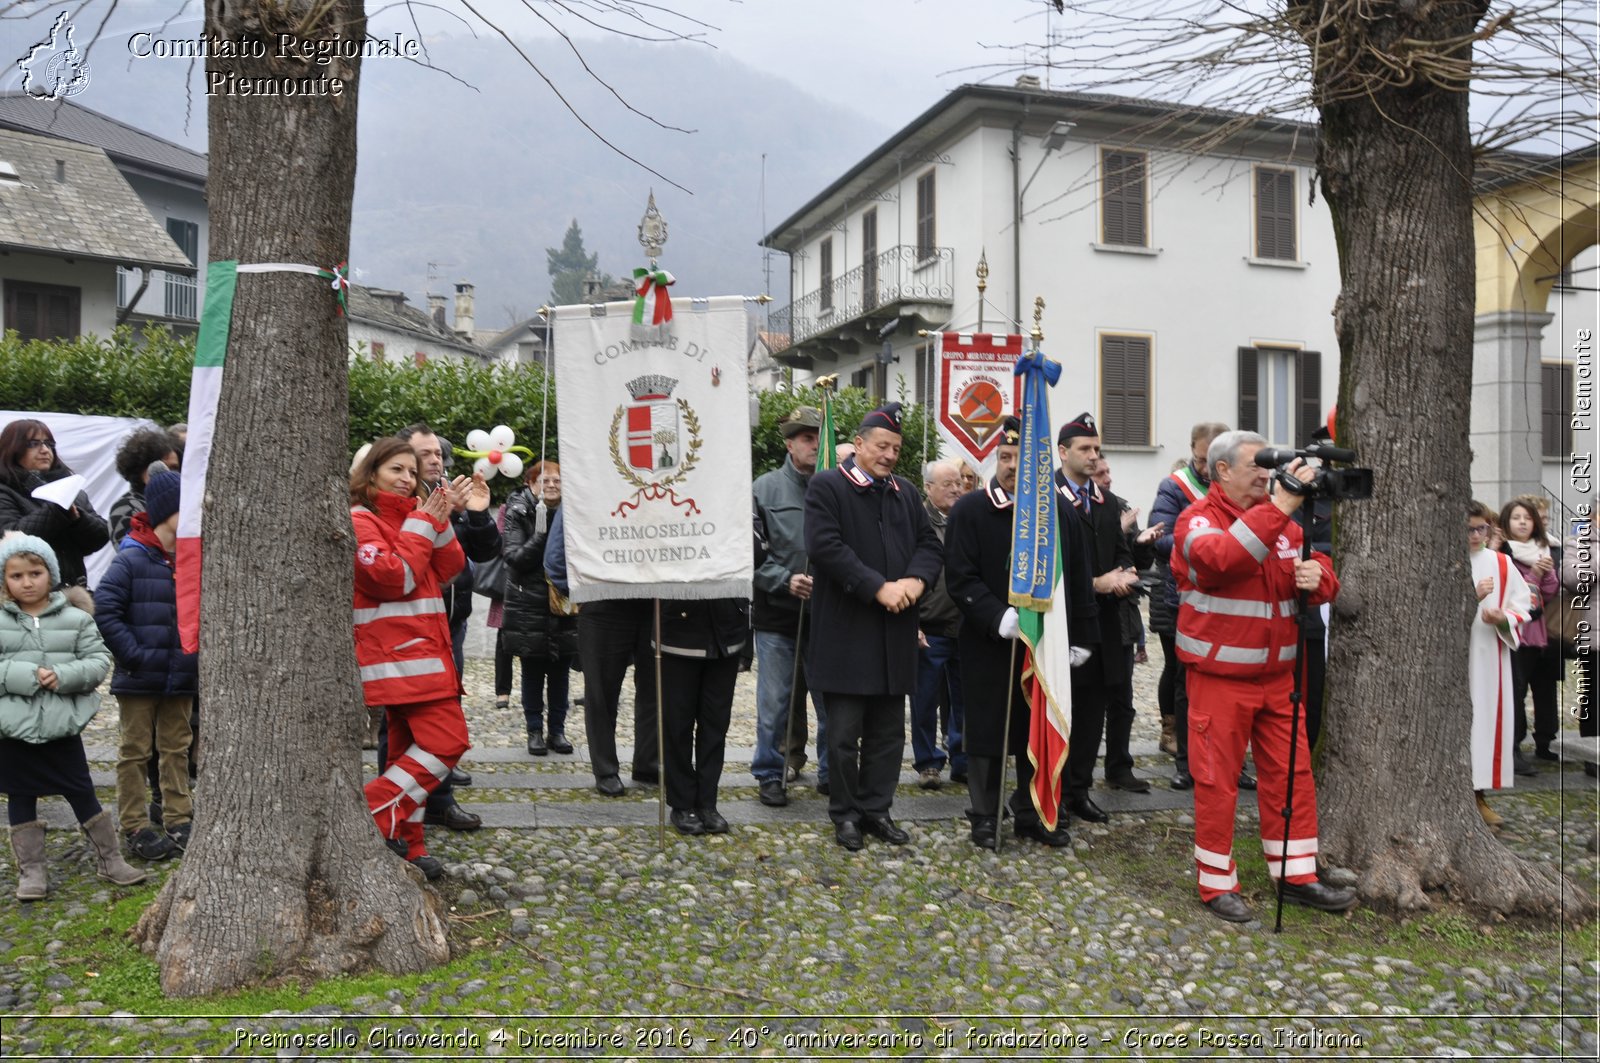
[750,406,830,806]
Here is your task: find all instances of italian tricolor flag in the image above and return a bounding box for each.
[1021,545,1073,832]
[176,260,239,654]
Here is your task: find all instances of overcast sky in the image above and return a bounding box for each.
[450,0,1059,128]
[0,0,1059,135]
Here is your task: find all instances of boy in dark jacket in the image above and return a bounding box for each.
[93,472,196,861]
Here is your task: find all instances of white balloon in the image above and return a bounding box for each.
[489,424,516,450]
[465,429,491,452]
[473,456,493,479]
[498,453,524,480]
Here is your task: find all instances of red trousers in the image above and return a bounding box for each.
[364,697,470,858]
[1186,669,1319,901]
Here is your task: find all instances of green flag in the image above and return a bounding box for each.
[817,391,838,471]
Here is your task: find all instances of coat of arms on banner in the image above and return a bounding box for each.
[938,333,1025,474]
[609,374,702,516]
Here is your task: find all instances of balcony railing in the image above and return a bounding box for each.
[164,271,198,321]
[772,245,954,345]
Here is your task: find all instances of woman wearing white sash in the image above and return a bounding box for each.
[1468,501,1531,826]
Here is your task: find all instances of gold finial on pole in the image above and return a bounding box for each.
[638,190,668,268]
[976,250,990,332]
[815,373,839,392]
[1030,296,1045,346]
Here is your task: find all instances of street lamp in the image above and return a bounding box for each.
[1014,119,1076,323]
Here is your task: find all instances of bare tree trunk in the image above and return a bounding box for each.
[1309,0,1586,919]
[134,1,448,995]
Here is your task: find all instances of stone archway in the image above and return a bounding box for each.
[1471,151,1600,503]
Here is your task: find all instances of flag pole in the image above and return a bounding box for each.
[780,375,838,798]
[994,300,1045,854]
[654,597,667,849]
[994,639,1019,855]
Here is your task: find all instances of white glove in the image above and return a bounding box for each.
[1069,645,1093,668]
[998,607,1021,640]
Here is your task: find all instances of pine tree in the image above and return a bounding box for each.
[547,218,613,305]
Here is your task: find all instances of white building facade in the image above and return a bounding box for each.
[762,84,1342,496]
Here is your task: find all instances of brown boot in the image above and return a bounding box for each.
[9,820,46,901]
[1159,715,1178,756]
[1475,791,1503,828]
[80,810,148,886]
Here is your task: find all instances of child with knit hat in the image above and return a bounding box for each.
[93,471,198,861]
[0,533,146,899]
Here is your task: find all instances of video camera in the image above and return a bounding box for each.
[1253,440,1373,501]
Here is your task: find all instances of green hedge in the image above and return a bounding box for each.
[0,330,938,490]
[754,384,938,490]
[0,327,195,426]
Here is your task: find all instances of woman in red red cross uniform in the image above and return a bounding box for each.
[1170,430,1356,923]
[349,436,470,880]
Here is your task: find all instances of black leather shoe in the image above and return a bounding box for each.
[547,732,574,755]
[1016,820,1072,847]
[1067,796,1109,824]
[384,838,408,859]
[1237,770,1256,791]
[595,775,625,797]
[449,767,472,787]
[698,808,730,834]
[670,809,705,836]
[424,803,482,831]
[833,821,864,851]
[861,815,910,845]
[1108,772,1151,793]
[1279,879,1358,912]
[1534,745,1558,762]
[1513,751,1536,776]
[409,854,444,881]
[969,817,998,849]
[1204,892,1254,923]
[815,780,830,796]
[527,732,548,756]
[758,779,789,807]
[950,770,968,785]
[631,768,660,785]
[1171,770,1194,791]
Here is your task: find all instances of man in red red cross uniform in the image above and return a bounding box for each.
[1170,430,1357,923]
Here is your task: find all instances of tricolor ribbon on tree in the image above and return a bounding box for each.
[632,266,674,328]
[177,258,348,653]
[1008,348,1074,832]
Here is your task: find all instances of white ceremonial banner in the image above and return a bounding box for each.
[0,410,156,586]
[552,296,753,603]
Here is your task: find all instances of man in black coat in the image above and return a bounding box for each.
[1055,412,1144,824]
[804,404,944,851]
[945,419,1098,849]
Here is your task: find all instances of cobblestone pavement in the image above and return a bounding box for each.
[10,628,1594,1060]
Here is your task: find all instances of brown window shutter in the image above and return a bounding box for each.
[1256,168,1296,260]
[1101,335,1151,445]
[4,281,79,341]
[819,237,834,311]
[1102,151,1147,247]
[917,171,936,258]
[1238,347,1260,432]
[1543,363,1573,458]
[862,208,879,311]
[1295,349,1322,444]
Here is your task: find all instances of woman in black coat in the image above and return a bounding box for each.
[501,461,577,756]
[0,420,109,588]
